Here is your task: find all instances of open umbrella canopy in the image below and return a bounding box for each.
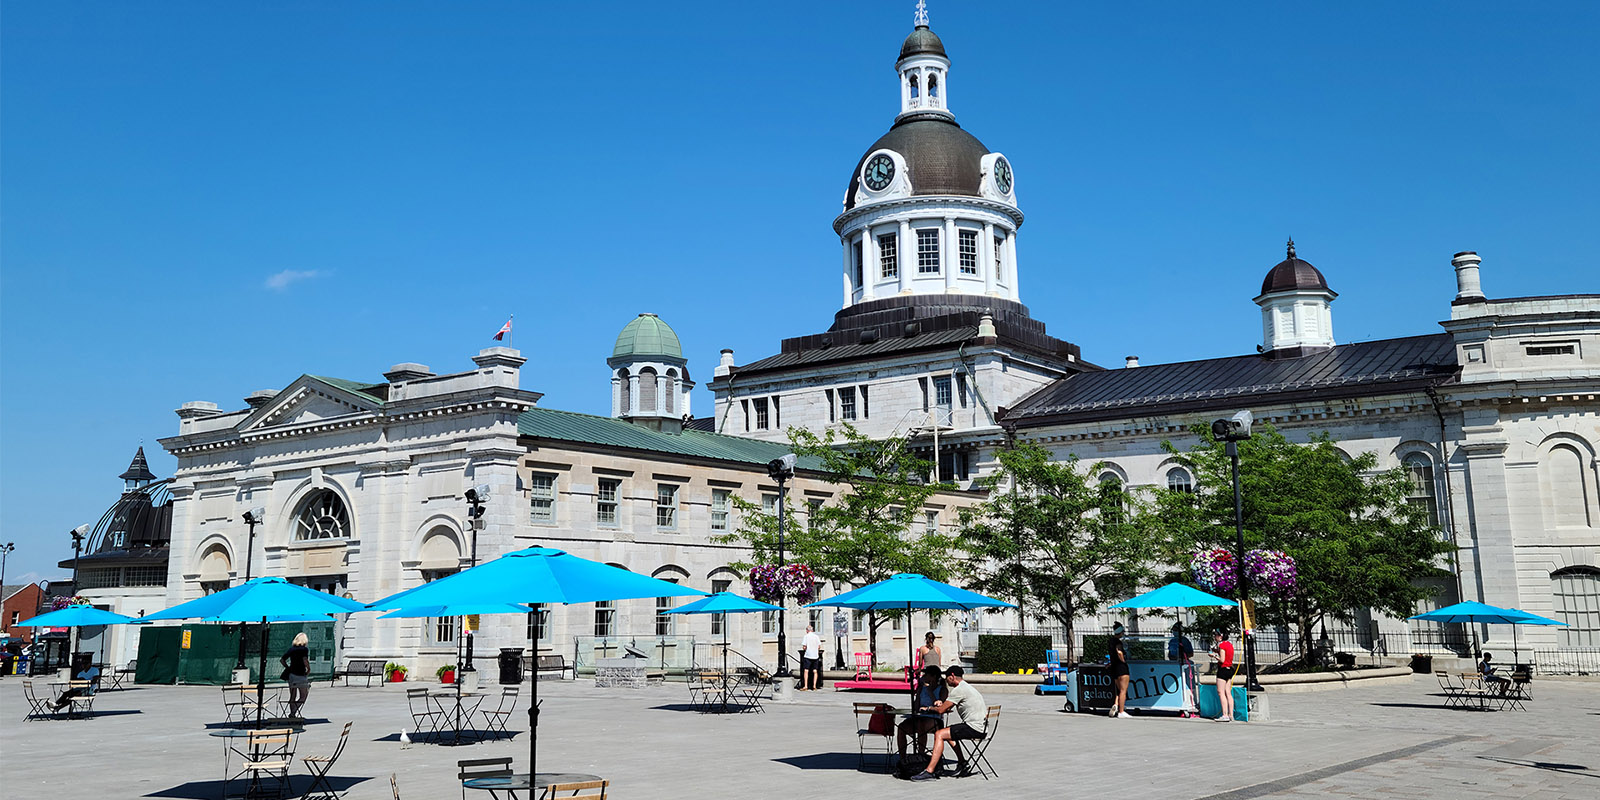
[138,577,369,622]
[377,603,535,619]
[804,573,1016,611]
[666,592,781,615]
[14,606,138,627]
[1409,601,1536,625]
[369,546,707,609]
[1109,583,1239,610]
[1504,609,1567,626]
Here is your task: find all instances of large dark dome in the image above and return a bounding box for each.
[844,116,990,211]
[900,26,946,59]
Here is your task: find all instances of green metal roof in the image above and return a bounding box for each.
[612,313,683,360]
[518,407,817,467]
[309,375,388,405]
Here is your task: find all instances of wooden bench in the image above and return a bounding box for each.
[331,658,388,687]
[533,654,575,681]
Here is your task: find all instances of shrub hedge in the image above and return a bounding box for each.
[973,634,1051,673]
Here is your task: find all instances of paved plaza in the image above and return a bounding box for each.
[2,674,1596,799]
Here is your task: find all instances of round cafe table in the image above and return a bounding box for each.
[462,772,602,792]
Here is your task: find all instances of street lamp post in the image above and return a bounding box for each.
[767,454,797,678]
[1212,411,1263,693]
[68,524,89,671]
[462,485,489,676]
[235,508,264,671]
[832,581,846,671]
[0,543,14,599]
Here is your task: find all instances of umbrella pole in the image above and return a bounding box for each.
[528,610,538,780]
[257,616,268,728]
[908,603,916,714]
[722,624,729,713]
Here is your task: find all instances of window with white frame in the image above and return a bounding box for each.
[879,233,898,279]
[529,472,557,524]
[710,578,731,634]
[762,609,777,635]
[1099,472,1126,524]
[762,493,778,515]
[1403,454,1440,528]
[753,398,770,430]
[959,230,978,274]
[852,238,864,288]
[924,509,939,533]
[1552,567,1600,647]
[994,234,1005,281]
[808,498,824,529]
[656,484,679,530]
[294,490,351,541]
[852,609,866,634]
[809,583,825,629]
[596,478,620,527]
[1166,468,1194,494]
[526,604,552,645]
[423,569,458,647]
[655,583,678,636]
[710,489,731,532]
[594,600,615,637]
[933,376,952,416]
[917,229,940,273]
[840,386,857,420]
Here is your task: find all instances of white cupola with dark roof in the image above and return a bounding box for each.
[607,313,694,433]
[120,446,157,494]
[833,2,1023,310]
[1254,239,1337,355]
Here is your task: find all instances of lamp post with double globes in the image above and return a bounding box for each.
[1211,410,1263,693]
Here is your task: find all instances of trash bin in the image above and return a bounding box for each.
[1334,652,1356,670]
[71,651,94,677]
[1409,654,1433,674]
[498,648,524,685]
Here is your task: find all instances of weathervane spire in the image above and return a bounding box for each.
[914,0,929,28]
[1287,237,1296,260]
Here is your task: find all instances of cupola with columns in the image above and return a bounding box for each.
[1254,239,1337,355]
[608,313,694,433]
[834,1,1023,310]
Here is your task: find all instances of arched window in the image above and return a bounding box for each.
[663,369,677,415]
[909,74,920,98]
[1098,471,1125,525]
[638,368,658,413]
[1403,453,1440,528]
[928,73,939,98]
[1166,468,1194,494]
[617,369,631,414]
[294,490,351,541]
[1552,566,1600,647]
[1542,444,1595,528]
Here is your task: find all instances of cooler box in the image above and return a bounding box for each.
[1197,684,1249,721]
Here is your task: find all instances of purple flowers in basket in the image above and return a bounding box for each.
[749,563,817,603]
[1191,548,1297,596]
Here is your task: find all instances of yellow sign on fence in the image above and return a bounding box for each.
[465,615,480,632]
[181,630,192,649]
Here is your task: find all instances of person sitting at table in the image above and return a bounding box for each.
[908,666,985,781]
[1478,652,1511,694]
[48,663,100,710]
[897,665,947,758]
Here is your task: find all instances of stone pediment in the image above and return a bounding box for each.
[238,376,382,433]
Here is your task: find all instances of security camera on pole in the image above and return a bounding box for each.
[767,454,797,685]
[462,484,490,691]
[234,508,265,683]
[1210,410,1264,693]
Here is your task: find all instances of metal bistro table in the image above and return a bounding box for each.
[209,724,304,798]
[462,772,603,798]
[429,688,485,745]
[885,707,945,757]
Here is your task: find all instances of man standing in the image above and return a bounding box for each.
[799,624,823,690]
[909,665,986,781]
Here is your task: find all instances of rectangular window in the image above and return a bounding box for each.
[917,229,940,274]
[424,569,458,648]
[955,372,969,408]
[656,484,679,530]
[711,489,731,532]
[526,604,552,645]
[762,610,777,635]
[879,233,898,279]
[852,609,866,634]
[772,396,780,428]
[925,509,939,534]
[994,234,1005,281]
[529,472,556,524]
[762,493,778,515]
[919,377,929,412]
[959,230,978,274]
[826,388,835,422]
[852,239,864,287]
[859,385,869,419]
[807,498,824,529]
[710,579,731,634]
[839,386,857,421]
[754,398,770,430]
[597,478,620,527]
[9,610,18,626]
[655,587,678,636]
[934,375,952,409]
[594,601,615,637]
[1526,343,1577,356]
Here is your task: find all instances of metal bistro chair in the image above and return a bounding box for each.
[948,705,1003,780]
[21,679,54,721]
[229,727,296,799]
[480,687,519,739]
[542,779,608,799]
[223,683,248,723]
[406,687,445,740]
[853,702,893,770]
[1434,671,1467,709]
[60,679,97,719]
[302,721,353,800]
[457,757,513,800]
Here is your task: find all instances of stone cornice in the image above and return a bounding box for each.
[832,194,1024,234]
[165,398,536,456]
[1011,394,1441,444]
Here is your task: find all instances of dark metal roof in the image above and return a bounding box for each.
[845,117,990,211]
[518,407,823,468]
[900,25,946,59]
[1259,240,1331,296]
[1003,334,1459,427]
[736,327,977,374]
[119,447,157,482]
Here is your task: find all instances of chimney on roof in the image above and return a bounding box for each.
[244,390,279,408]
[1124,355,1140,369]
[714,348,735,378]
[383,363,434,383]
[1451,251,1485,302]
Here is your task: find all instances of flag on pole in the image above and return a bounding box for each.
[493,318,512,341]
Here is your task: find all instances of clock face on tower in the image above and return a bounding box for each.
[863,154,896,192]
[994,156,1013,195]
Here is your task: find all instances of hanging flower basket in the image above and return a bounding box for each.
[749,564,817,603]
[1190,548,1297,596]
[1190,549,1238,594]
[51,595,91,611]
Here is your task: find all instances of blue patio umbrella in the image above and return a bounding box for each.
[1409,601,1564,664]
[1109,583,1238,610]
[375,603,534,619]
[1502,609,1567,664]
[139,577,369,726]
[369,546,706,777]
[14,606,140,673]
[807,573,1015,709]
[667,592,782,712]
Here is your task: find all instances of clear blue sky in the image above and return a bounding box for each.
[3,2,1596,583]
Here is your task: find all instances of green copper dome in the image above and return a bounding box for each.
[612,313,683,360]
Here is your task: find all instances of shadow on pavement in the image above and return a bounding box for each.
[1479,757,1596,780]
[774,752,869,771]
[145,775,370,798]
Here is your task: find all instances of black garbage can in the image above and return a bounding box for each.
[498,648,524,685]
[71,651,94,677]
[1409,654,1433,674]
[1334,652,1356,670]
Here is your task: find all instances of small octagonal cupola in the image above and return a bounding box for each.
[607,313,693,432]
[1254,239,1338,355]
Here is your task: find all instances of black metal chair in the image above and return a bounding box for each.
[457,757,513,800]
[949,705,1002,780]
[302,721,352,800]
[479,687,519,738]
[405,687,444,740]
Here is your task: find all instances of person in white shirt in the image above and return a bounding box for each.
[908,666,986,781]
[799,625,824,690]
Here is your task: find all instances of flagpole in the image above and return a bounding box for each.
[509,314,514,349]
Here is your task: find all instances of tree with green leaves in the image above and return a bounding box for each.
[713,423,954,667]
[1150,423,1455,660]
[955,442,1156,663]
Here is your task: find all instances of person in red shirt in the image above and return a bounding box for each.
[1211,630,1237,722]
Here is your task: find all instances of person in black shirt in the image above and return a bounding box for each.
[1108,622,1131,718]
[281,632,311,719]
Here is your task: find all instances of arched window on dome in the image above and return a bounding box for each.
[908,73,920,100]
[638,368,658,413]
[928,72,939,99]
[663,369,677,415]
[617,369,631,415]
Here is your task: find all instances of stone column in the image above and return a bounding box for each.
[982,221,997,296]
[862,226,877,301]
[628,374,641,415]
[1006,227,1020,300]
[841,235,853,307]
[943,217,958,292]
[898,219,913,294]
